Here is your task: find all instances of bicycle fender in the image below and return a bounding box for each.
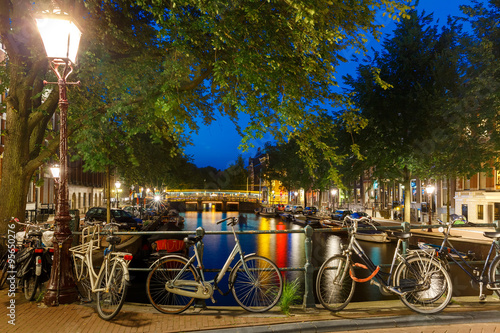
[148,254,189,270]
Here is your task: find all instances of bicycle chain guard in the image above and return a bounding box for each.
[349,262,380,283]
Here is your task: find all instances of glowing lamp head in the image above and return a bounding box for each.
[36,8,82,64]
[50,165,60,179]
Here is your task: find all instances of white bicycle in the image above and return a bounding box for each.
[70,223,133,320]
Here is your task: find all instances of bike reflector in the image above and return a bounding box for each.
[35,248,44,253]
[123,255,133,261]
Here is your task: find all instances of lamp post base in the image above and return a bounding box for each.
[43,215,78,306]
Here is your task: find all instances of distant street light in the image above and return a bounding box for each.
[115,181,121,208]
[426,185,436,232]
[37,5,82,306]
[331,189,338,211]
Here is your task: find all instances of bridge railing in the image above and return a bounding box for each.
[107,221,500,308]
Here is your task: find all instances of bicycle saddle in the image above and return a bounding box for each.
[28,230,43,237]
[184,235,202,245]
[106,235,122,245]
[392,232,411,239]
[483,232,500,240]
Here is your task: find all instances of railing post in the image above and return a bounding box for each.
[303,225,316,308]
[194,227,206,309]
[401,221,410,255]
[494,221,500,248]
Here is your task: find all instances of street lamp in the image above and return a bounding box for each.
[37,7,82,306]
[331,189,338,211]
[115,181,121,208]
[426,185,436,232]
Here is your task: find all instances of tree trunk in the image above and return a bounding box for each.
[0,110,36,233]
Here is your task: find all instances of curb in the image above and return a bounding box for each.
[195,310,500,333]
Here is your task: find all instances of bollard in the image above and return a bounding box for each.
[401,221,411,256]
[302,225,316,308]
[194,227,206,309]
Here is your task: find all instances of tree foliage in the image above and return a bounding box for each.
[0,0,413,231]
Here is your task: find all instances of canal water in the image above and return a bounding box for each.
[128,210,480,306]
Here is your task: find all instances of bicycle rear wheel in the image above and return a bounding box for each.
[488,255,500,297]
[96,258,128,320]
[146,256,197,314]
[230,255,283,312]
[394,256,452,314]
[316,254,355,312]
[73,254,93,302]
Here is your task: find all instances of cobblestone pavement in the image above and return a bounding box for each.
[2,286,500,333]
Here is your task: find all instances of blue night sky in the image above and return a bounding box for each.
[184,0,475,170]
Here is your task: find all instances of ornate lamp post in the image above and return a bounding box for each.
[36,7,82,306]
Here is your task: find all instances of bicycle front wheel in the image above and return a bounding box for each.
[73,254,93,302]
[394,256,452,314]
[0,253,8,290]
[146,256,197,314]
[488,255,500,297]
[24,275,40,301]
[316,254,355,312]
[96,258,128,320]
[230,255,283,313]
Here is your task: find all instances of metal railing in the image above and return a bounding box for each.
[94,220,500,308]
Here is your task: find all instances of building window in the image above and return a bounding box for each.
[478,205,484,220]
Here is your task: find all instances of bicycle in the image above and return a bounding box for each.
[316,218,453,314]
[146,216,284,314]
[70,222,133,320]
[14,220,54,301]
[423,216,500,301]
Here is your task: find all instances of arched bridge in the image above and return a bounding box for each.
[166,190,261,212]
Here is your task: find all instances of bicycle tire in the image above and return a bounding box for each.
[0,253,8,290]
[394,256,452,314]
[316,254,355,312]
[96,258,128,320]
[146,255,197,314]
[73,254,93,302]
[24,275,40,301]
[230,255,283,313]
[488,255,500,298]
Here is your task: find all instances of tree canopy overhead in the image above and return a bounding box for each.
[0,0,413,230]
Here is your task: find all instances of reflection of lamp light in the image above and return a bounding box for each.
[37,6,81,307]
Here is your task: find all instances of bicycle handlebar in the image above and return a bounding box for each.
[216,217,238,226]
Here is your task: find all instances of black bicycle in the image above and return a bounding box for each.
[421,215,500,301]
[317,218,453,314]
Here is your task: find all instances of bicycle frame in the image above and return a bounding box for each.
[72,226,130,294]
[436,228,500,295]
[344,220,435,295]
[166,224,256,298]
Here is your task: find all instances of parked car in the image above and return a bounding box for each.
[84,207,143,230]
[292,205,304,213]
[275,204,286,212]
[303,206,318,216]
[349,211,377,224]
[331,209,353,221]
